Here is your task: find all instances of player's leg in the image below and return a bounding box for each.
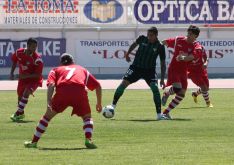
[81,113,97,149]
[190,75,202,103]
[192,88,202,103]
[162,67,175,106]
[149,82,163,120]
[162,86,175,106]
[24,108,58,148]
[11,83,39,121]
[144,69,163,120]
[110,66,139,109]
[200,84,213,107]
[163,81,187,119]
[71,91,97,149]
[112,79,130,107]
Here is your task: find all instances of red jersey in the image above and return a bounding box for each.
[188,42,208,70]
[166,36,195,73]
[47,64,100,91]
[11,48,43,85]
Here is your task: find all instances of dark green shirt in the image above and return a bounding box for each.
[132,35,166,69]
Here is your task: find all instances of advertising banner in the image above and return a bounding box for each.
[76,39,234,68]
[0,0,127,25]
[133,0,234,24]
[0,37,66,67]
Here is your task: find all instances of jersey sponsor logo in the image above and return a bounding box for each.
[84,0,123,23]
[177,44,182,47]
[192,58,200,64]
[20,64,28,71]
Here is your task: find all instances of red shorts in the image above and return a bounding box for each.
[166,66,188,89]
[51,85,91,117]
[188,70,209,87]
[17,81,40,98]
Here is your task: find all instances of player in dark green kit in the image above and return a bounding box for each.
[105,27,167,120]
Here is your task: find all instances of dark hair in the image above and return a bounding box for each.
[187,25,200,36]
[27,38,37,46]
[148,27,158,35]
[60,53,74,65]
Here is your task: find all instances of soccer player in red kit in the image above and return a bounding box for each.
[24,53,102,149]
[161,25,200,119]
[188,42,213,108]
[10,38,43,122]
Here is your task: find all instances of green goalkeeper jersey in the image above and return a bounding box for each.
[132,35,166,69]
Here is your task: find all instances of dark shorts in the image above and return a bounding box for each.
[123,65,158,85]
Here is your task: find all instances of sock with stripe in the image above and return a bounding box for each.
[201,91,210,104]
[16,96,28,116]
[83,118,94,140]
[193,88,202,97]
[164,87,175,96]
[163,94,184,114]
[32,115,50,143]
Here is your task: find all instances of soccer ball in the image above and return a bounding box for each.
[102,106,115,118]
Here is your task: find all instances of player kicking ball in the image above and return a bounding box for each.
[24,53,102,149]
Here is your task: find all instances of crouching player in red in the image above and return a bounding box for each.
[188,43,213,107]
[10,38,43,122]
[24,53,102,149]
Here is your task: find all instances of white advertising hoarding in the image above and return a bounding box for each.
[76,39,234,68]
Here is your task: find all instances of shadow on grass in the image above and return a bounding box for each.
[179,106,206,109]
[39,147,88,151]
[128,119,158,122]
[169,118,192,121]
[126,118,192,122]
[8,120,35,123]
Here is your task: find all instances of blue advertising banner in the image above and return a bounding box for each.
[134,0,234,24]
[0,38,66,67]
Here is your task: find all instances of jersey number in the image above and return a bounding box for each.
[65,67,76,79]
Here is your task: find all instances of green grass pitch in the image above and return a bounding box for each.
[0,89,234,165]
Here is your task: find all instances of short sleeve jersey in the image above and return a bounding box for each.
[47,64,100,91]
[132,35,166,69]
[166,36,195,72]
[11,48,43,84]
[188,42,207,69]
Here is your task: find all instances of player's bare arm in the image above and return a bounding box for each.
[176,54,194,62]
[125,42,138,62]
[160,60,166,87]
[203,57,209,69]
[47,83,55,111]
[9,62,17,80]
[161,40,168,46]
[95,85,102,113]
